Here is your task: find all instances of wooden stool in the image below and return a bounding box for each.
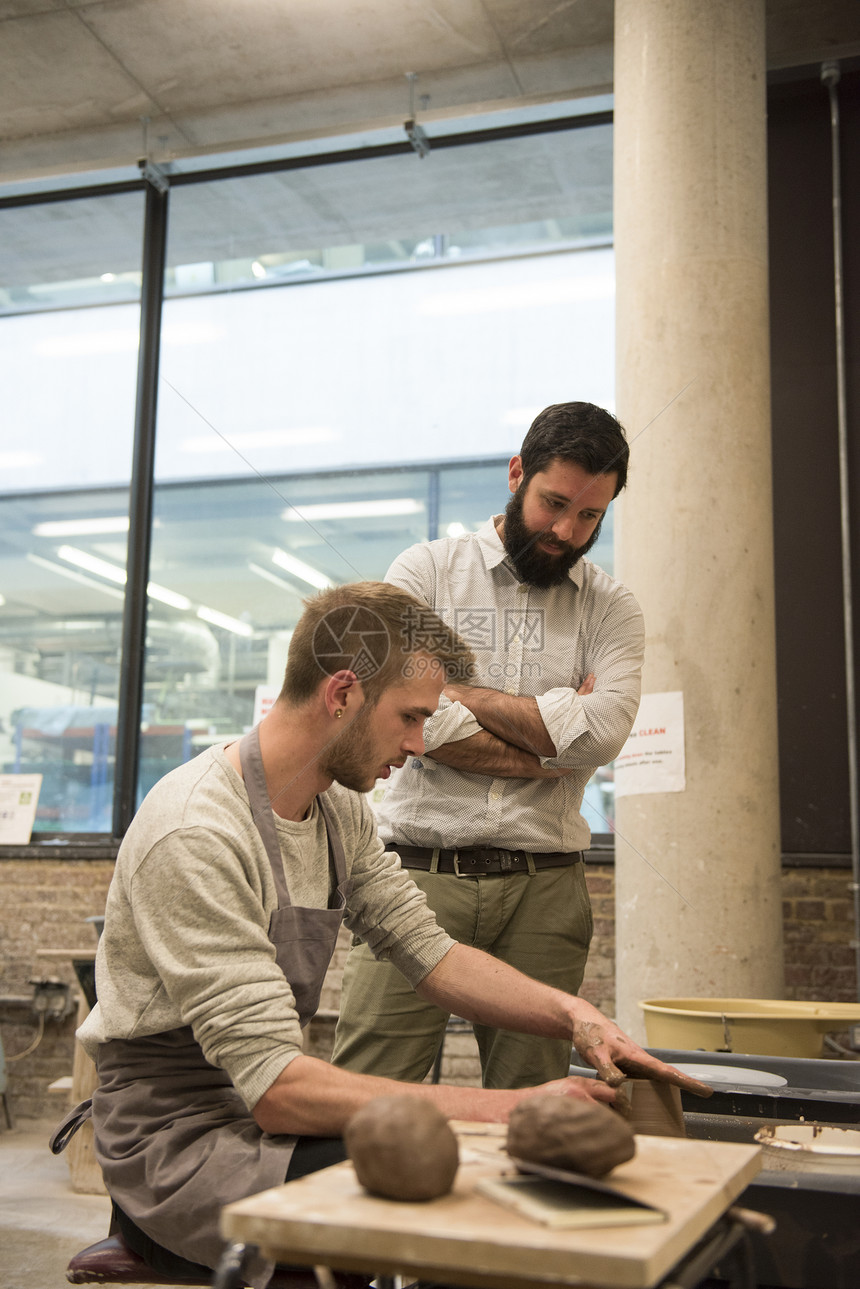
[67,1233,211,1285]
[66,1233,372,1289]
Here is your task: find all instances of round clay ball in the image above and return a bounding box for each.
[344,1096,459,1201]
[506,1095,636,1178]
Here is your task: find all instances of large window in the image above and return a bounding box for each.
[0,114,619,843]
[0,193,143,834]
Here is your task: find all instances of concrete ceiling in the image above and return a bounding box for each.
[2,0,860,188]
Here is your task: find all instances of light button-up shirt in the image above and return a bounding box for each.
[376,517,645,854]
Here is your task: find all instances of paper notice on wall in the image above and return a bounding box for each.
[0,773,43,844]
[253,685,278,727]
[613,692,685,798]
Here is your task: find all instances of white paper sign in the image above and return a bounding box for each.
[0,773,43,844]
[252,685,278,728]
[614,692,685,798]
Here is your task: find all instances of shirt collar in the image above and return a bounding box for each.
[475,515,585,588]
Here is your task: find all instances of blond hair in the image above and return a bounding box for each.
[281,581,474,705]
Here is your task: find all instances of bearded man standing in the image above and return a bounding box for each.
[333,402,644,1091]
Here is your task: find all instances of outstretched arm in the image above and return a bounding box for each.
[253,1052,611,1137]
[253,941,710,1138]
[420,943,714,1095]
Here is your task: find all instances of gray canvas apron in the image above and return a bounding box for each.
[52,726,349,1288]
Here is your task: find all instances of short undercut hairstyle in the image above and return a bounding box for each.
[520,402,629,496]
[280,581,475,706]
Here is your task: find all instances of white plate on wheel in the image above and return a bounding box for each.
[755,1125,860,1174]
[673,1062,788,1088]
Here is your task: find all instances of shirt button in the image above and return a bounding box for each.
[490,792,501,800]
[505,686,516,696]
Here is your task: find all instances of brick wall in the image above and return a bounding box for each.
[782,866,858,1001]
[1,860,114,1123]
[1,859,856,1121]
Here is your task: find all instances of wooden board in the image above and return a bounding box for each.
[221,1124,761,1289]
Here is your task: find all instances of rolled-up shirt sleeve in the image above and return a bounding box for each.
[537,587,645,769]
[419,695,483,753]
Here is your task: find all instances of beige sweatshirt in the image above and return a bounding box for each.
[78,744,453,1108]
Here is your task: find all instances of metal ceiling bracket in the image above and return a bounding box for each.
[404,71,430,158]
[404,119,430,158]
[138,159,170,193]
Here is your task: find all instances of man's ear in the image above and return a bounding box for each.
[508,455,524,493]
[323,670,364,721]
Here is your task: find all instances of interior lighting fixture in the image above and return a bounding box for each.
[100,273,116,282]
[148,583,192,610]
[0,593,5,606]
[251,261,267,279]
[196,605,254,637]
[57,545,126,584]
[248,562,304,595]
[446,522,468,538]
[26,553,126,601]
[56,545,192,610]
[282,499,423,522]
[271,549,333,590]
[33,517,130,537]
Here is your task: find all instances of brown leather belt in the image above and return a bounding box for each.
[386,843,583,876]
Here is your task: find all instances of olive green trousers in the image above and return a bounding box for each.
[332,862,593,1090]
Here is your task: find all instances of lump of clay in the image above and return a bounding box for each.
[344,1096,459,1201]
[506,1096,636,1179]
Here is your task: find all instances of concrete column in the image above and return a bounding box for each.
[613,0,784,1038]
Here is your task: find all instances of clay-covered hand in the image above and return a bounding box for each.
[525,1074,618,1105]
[572,1006,713,1098]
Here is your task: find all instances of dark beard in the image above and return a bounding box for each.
[502,486,602,588]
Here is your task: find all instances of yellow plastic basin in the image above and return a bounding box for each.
[639,997,860,1058]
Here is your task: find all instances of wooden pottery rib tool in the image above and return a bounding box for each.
[617,1079,687,1137]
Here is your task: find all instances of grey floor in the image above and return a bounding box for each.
[0,1120,396,1289]
[0,1117,153,1289]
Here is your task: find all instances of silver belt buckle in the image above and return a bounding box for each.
[453,849,488,876]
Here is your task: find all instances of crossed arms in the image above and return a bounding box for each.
[388,541,644,781]
[429,677,595,778]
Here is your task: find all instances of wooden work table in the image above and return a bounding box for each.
[221,1123,762,1289]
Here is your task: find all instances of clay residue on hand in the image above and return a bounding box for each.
[572,1020,625,1087]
